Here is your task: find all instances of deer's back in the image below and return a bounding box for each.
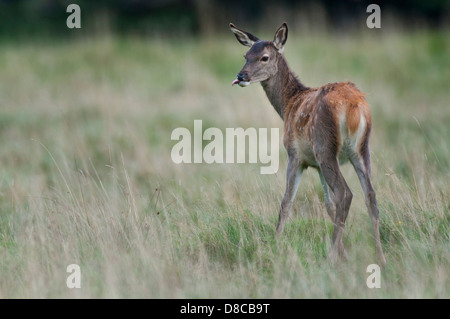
[283,81,372,168]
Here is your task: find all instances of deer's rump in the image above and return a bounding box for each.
[283,81,372,168]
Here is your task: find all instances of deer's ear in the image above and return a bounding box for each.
[229,23,260,47]
[273,22,288,53]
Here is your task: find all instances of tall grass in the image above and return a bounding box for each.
[0,31,448,298]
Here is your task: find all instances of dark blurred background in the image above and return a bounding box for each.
[0,0,449,40]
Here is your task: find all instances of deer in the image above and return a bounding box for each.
[230,22,386,265]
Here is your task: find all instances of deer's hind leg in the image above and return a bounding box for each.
[349,148,386,266]
[317,157,353,263]
[318,169,336,222]
[311,99,352,263]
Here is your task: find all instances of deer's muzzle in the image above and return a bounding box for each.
[232,72,250,87]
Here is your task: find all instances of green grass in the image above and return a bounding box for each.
[0,30,448,298]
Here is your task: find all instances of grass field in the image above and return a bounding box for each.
[0,30,449,298]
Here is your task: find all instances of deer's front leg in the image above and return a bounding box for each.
[276,152,302,237]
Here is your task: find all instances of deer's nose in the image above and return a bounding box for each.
[237,72,249,82]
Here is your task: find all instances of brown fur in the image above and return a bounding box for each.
[281,81,371,161]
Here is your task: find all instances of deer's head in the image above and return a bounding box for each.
[230,22,288,87]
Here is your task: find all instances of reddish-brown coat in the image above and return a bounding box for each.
[283,81,371,156]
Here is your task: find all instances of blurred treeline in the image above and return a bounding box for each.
[0,0,449,40]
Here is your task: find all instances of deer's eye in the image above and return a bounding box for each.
[261,56,269,62]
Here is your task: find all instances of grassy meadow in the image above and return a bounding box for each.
[0,30,449,298]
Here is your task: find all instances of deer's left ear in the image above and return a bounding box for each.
[230,23,260,47]
[273,22,288,53]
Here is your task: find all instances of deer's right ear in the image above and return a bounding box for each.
[273,22,288,53]
[229,23,259,47]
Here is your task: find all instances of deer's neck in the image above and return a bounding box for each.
[261,55,308,120]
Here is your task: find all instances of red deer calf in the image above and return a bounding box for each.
[230,22,386,264]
